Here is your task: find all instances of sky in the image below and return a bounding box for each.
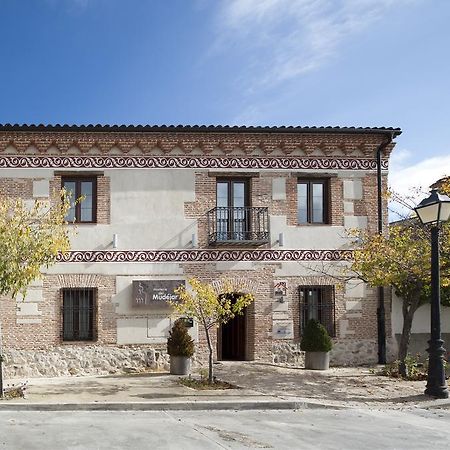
[0,0,449,218]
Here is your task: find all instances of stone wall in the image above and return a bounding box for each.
[3,345,170,378]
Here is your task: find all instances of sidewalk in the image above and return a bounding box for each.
[1,361,449,411]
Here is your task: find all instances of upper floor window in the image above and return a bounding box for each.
[62,176,97,223]
[297,179,329,224]
[216,179,250,241]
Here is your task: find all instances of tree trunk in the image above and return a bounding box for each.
[0,358,3,399]
[0,320,3,398]
[204,325,214,384]
[398,297,420,378]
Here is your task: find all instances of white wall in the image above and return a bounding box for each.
[392,291,450,334]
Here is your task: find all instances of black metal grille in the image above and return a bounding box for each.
[62,288,96,341]
[206,207,270,246]
[299,286,336,337]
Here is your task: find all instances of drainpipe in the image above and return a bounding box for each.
[376,133,394,365]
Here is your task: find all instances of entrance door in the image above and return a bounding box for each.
[216,179,249,241]
[219,293,247,361]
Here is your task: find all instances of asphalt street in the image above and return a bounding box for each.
[0,408,449,449]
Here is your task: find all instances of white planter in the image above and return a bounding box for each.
[169,356,191,375]
[304,352,330,370]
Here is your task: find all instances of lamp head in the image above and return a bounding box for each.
[414,189,450,225]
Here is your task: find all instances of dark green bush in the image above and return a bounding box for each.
[300,319,333,352]
[167,319,195,357]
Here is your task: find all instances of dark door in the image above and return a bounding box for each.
[216,179,249,241]
[219,293,247,361]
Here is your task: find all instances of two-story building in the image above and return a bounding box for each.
[0,124,401,377]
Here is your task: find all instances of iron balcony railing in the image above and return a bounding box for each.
[206,206,270,246]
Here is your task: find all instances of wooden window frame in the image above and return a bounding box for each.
[61,176,98,224]
[216,178,251,208]
[297,178,329,225]
[61,288,98,342]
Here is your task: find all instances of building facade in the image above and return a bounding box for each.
[0,124,401,377]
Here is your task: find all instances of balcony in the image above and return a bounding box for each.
[206,207,270,247]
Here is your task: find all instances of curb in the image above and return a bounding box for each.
[0,400,345,412]
[419,399,450,410]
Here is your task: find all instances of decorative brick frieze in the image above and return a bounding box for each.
[0,154,389,171]
[57,249,354,263]
[0,131,395,158]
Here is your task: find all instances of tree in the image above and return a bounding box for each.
[172,278,254,384]
[0,193,72,395]
[351,178,450,377]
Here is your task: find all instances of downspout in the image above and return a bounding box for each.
[376,133,394,364]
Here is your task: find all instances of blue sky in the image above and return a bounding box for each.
[0,0,449,210]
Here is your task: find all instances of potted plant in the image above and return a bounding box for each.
[300,319,333,370]
[167,319,195,375]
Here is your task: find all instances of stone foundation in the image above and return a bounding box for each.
[3,345,172,378]
[272,342,304,366]
[330,339,378,366]
[272,339,389,367]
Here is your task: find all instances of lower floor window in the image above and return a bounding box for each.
[62,288,96,341]
[299,286,335,337]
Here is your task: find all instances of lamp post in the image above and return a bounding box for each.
[414,189,450,399]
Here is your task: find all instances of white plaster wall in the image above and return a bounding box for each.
[45,262,184,276]
[274,261,350,277]
[269,216,351,250]
[71,169,197,250]
[392,291,450,334]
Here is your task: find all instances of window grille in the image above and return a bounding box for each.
[62,288,96,341]
[299,286,335,337]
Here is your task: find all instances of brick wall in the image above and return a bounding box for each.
[1,274,116,351]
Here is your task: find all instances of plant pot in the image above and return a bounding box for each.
[170,356,191,375]
[304,351,330,370]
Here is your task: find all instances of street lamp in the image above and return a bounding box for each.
[414,189,450,399]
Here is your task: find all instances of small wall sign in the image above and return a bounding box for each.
[274,280,288,297]
[132,280,185,307]
[272,320,294,340]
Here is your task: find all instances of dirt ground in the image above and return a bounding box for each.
[214,362,439,409]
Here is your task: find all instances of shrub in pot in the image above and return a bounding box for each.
[167,319,195,375]
[300,319,333,370]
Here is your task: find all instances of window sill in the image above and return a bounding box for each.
[65,222,98,226]
[296,223,332,227]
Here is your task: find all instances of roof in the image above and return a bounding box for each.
[0,123,402,137]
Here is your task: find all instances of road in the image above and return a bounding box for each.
[0,408,449,449]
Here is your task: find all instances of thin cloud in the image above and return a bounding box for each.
[388,149,450,220]
[215,0,417,89]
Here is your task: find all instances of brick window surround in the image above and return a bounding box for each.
[54,173,110,224]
